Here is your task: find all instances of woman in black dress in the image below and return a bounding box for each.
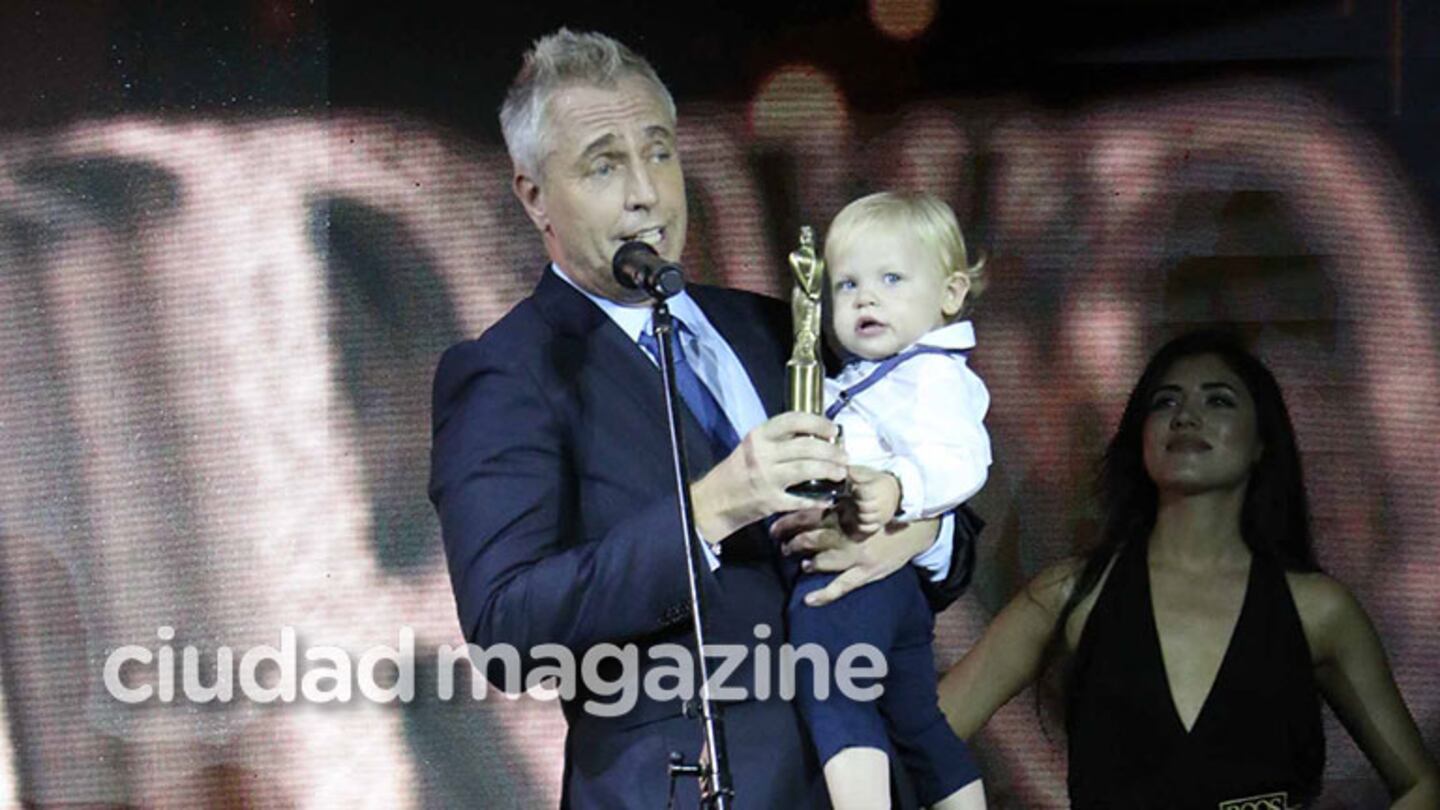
[939,331,1438,808]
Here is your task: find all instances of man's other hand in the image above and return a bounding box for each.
[773,509,940,606]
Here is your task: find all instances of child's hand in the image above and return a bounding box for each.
[848,465,901,535]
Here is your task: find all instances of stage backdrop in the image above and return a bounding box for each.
[0,3,1437,808]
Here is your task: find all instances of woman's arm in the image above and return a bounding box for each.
[1293,573,1440,808]
[938,560,1080,739]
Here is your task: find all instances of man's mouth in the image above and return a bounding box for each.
[618,226,665,247]
[1166,436,1212,452]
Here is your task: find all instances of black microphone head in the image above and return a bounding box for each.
[612,241,658,290]
[653,264,685,298]
[613,240,685,299]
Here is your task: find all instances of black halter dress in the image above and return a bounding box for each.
[1066,540,1325,809]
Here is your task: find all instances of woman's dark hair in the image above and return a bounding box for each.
[1048,329,1320,668]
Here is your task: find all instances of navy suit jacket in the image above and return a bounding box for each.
[430,269,976,807]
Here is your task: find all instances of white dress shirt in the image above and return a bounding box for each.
[550,264,953,579]
[825,321,991,526]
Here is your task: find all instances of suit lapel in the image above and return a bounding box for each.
[690,287,786,417]
[688,286,789,561]
[531,271,721,477]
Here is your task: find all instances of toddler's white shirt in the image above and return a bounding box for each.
[824,321,991,521]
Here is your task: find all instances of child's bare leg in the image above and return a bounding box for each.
[823,747,891,810]
[931,778,987,810]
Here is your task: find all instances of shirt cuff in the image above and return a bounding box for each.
[696,528,721,572]
[880,456,926,522]
[910,511,953,582]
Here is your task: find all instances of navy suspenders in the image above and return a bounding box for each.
[824,345,970,420]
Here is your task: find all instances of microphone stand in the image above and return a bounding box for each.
[650,301,735,810]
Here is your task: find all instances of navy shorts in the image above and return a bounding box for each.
[788,568,981,805]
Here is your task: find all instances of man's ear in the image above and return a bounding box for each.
[941,272,971,319]
[513,171,548,233]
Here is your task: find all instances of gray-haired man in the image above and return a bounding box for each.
[430,28,970,808]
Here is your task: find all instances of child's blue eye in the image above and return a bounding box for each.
[882,272,902,285]
[835,279,857,292]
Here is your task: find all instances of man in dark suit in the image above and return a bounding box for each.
[429,28,968,808]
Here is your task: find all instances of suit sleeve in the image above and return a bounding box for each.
[428,339,697,686]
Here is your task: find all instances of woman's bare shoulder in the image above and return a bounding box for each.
[1023,549,1122,648]
[1022,556,1088,613]
[1285,570,1358,620]
[1284,569,1367,661]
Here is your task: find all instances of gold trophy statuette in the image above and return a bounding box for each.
[786,225,845,499]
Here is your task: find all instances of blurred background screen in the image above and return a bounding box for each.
[0,1,1435,806]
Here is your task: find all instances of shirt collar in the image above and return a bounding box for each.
[549,263,707,342]
[916,320,977,350]
[840,320,977,371]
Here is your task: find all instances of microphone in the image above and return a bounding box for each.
[612,241,685,300]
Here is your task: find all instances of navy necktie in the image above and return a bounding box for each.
[638,319,742,462]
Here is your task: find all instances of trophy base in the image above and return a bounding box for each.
[786,478,848,501]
